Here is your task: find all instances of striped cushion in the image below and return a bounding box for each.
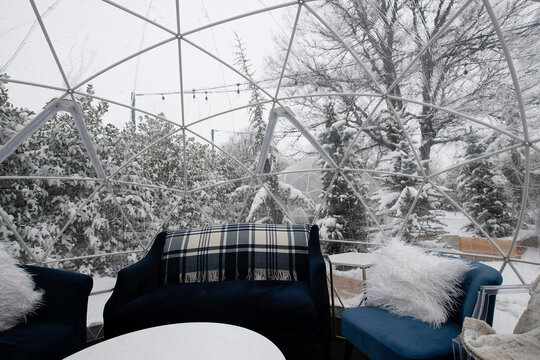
[161,223,312,284]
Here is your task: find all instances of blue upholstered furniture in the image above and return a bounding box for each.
[0,266,93,360]
[342,260,503,360]
[104,224,331,347]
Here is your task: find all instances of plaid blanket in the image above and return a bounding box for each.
[161,223,312,284]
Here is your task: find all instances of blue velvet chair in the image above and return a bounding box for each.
[104,224,331,348]
[0,266,93,360]
[341,260,502,360]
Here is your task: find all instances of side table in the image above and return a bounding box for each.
[329,252,378,285]
[327,252,378,340]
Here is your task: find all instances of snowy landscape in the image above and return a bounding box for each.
[1,0,539,348]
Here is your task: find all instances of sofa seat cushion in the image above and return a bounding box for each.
[109,280,319,336]
[342,307,462,360]
[0,323,77,360]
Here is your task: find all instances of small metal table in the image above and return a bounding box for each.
[327,252,379,340]
[329,252,378,284]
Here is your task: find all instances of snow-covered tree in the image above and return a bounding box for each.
[232,36,313,224]
[0,84,233,274]
[316,102,368,253]
[0,76,37,259]
[0,84,152,275]
[457,132,517,237]
[124,113,238,229]
[269,0,536,168]
[374,111,443,242]
[485,85,539,227]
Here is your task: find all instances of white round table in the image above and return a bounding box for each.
[65,322,286,360]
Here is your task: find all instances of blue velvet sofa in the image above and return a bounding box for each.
[104,224,331,347]
[0,266,93,360]
[342,260,503,360]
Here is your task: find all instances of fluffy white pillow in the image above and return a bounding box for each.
[365,240,471,327]
[0,243,43,332]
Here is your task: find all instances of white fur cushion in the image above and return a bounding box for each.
[365,240,471,327]
[0,243,43,332]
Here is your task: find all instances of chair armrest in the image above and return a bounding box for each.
[103,233,165,320]
[25,266,93,326]
[25,265,92,349]
[308,225,332,341]
[471,284,532,321]
[453,283,532,360]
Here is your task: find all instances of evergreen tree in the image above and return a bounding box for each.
[316,102,368,254]
[0,76,37,260]
[457,132,517,237]
[374,111,443,242]
[0,84,152,275]
[233,36,312,224]
[486,85,537,224]
[124,113,235,229]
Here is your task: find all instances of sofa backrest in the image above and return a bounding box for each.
[160,223,314,285]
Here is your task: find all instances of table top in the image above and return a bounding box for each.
[65,322,286,360]
[328,252,379,267]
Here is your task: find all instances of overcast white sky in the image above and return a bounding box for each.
[1,0,301,146]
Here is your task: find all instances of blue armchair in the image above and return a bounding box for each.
[0,266,93,360]
[104,224,331,347]
[342,260,502,360]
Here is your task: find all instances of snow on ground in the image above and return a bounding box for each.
[87,277,116,328]
[438,211,477,238]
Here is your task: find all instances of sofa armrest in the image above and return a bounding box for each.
[25,265,92,347]
[103,232,165,322]
[307,225,332,341]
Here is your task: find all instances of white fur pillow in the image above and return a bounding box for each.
[0,243,43,332]
[365,240,471,327]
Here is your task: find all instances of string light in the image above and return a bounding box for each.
[133,45,532,100]
[132,61,381,100]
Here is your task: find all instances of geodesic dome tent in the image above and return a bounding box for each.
[1,0,539,283]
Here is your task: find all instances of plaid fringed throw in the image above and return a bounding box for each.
[161,223,312,284]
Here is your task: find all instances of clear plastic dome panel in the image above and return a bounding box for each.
[0,1,66,89]
[0,0,538,282]
[37,0,174,89]
[83,41,182,126]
